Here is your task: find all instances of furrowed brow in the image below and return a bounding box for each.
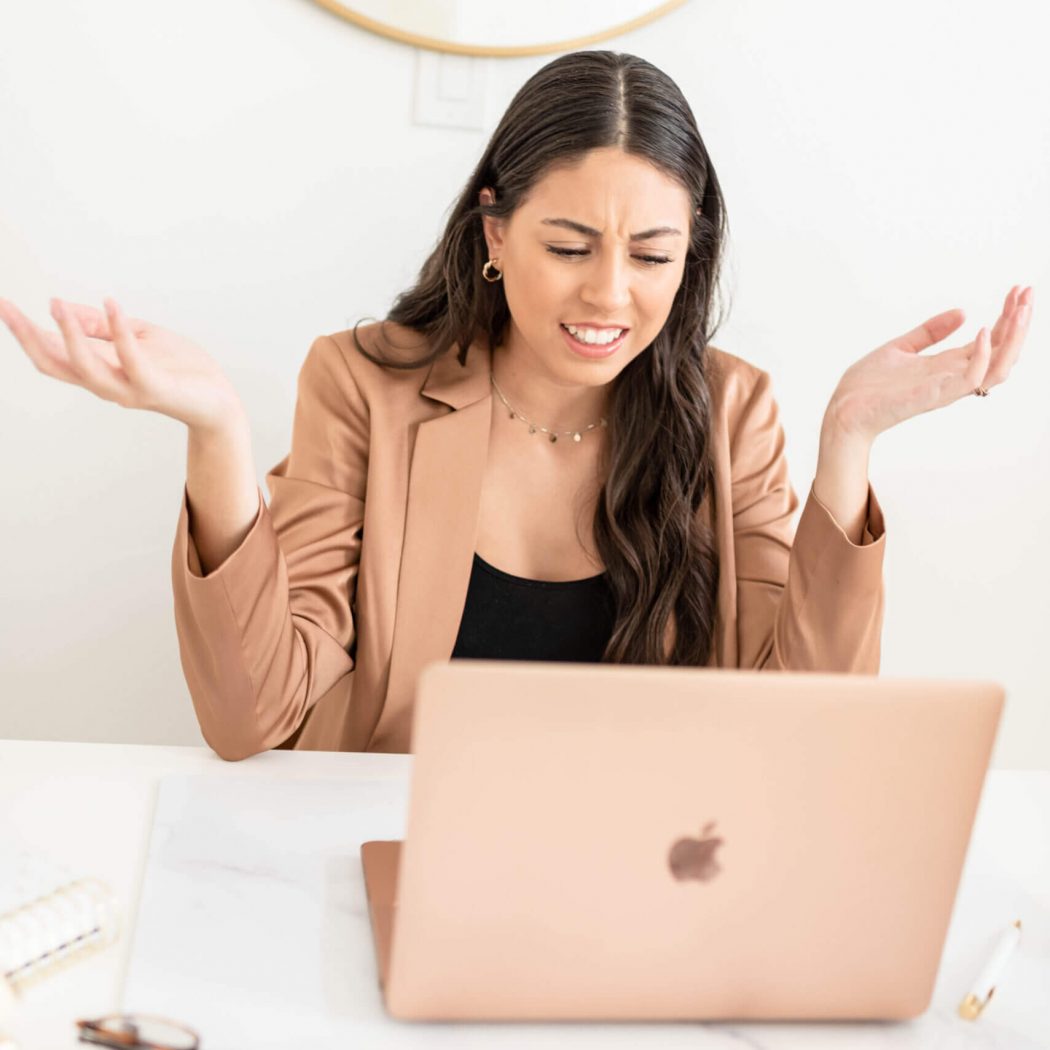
[541,218,682,241]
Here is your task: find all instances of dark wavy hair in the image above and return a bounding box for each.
[352,49,730,666]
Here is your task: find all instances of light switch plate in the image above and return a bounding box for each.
[412,49,487,130]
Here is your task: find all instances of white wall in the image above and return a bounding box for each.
[1,0,1046,768]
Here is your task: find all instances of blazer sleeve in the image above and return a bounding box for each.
[171,334,367,760]
[731,367,886,674]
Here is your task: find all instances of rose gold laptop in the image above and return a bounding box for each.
[361,659,1004,1022]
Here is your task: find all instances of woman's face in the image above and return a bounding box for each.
[480,147,693,389]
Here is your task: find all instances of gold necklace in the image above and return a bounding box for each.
[489,373,607,444]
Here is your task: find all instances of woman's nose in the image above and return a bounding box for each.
[580,253,632,315]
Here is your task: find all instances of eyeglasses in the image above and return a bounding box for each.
[75,1014,200,1050]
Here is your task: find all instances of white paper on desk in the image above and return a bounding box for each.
[121,772,412,1047]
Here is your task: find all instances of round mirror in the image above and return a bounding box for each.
[309,0,690,56]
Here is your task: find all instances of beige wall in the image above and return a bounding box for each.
[0,0,1046,767]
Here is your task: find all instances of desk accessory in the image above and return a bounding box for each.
[0,843,120,1006]
[74,1013,200,1049]
[957,919,1022,1020]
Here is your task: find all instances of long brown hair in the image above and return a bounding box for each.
[352,50,730,666]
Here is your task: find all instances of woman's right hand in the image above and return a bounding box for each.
[0,296,244,433]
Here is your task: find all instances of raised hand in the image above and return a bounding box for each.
[0,296,244,433]
[825,285,1033,444]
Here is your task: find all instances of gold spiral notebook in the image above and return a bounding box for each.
[0,843,121,997]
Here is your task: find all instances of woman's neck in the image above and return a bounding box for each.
[490,339,611,435]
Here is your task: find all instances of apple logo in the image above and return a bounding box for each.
[668,821,723,882]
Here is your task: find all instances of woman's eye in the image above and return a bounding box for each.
[545,246,672,266]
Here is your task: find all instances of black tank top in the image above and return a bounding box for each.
[451,552,616,663]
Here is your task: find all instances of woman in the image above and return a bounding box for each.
[0,51,1031,761]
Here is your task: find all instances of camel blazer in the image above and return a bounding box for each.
[171,329,887,761]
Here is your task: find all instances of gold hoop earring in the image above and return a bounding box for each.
[482,259,503,283]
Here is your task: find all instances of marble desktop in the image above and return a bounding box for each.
[120,772,1046,1049]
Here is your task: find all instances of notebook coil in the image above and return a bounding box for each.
[0,877,121,991]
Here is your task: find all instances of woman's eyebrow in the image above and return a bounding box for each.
[540,217,682,240]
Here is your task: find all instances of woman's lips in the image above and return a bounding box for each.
[560,324,629,358]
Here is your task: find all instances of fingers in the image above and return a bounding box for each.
[1,296,150,405]
[924,284,1033,385]
[0,297,82,384]
[893,308,967,355]
[989,285,1022,346]
[982,284,1032,386]
[50,299,132,404]
[943,284,1031,402]
[60,299,150,339]
[104,298,150,394]
[59,301,113,340]
[962,326,993,392]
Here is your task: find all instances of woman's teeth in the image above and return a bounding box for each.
[563,324,625,345]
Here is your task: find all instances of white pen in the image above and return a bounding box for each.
[958,919,1022,1020]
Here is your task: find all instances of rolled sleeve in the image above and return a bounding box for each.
[171,335,366,760]
[731,367,886,674]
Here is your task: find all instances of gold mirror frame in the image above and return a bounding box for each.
[308,0,690,57]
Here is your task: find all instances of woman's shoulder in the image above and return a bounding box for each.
[706,343,774,410]
[308,319,458,409]
[326,319,436,379]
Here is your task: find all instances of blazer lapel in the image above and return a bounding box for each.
[367,337,493,752]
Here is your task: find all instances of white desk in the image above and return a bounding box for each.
[1,740,1047,1049]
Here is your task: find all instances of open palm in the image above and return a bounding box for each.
[0,296,242,433]
[828,285,1033,443]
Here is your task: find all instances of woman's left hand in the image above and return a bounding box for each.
[823,284,1033,445]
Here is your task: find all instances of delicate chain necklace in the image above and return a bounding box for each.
[490,373,607,443]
